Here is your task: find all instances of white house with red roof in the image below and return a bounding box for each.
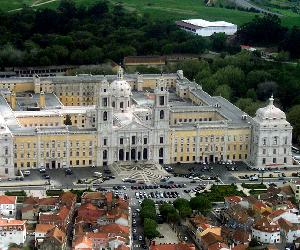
[0,195,17,218]
[0,218,26,249]
[251,217,281,244]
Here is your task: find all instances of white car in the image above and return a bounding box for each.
[193,177,200,180]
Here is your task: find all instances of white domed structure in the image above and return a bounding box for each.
[250,95,293,168]
[110,79,131,98]
[255,95,286,120]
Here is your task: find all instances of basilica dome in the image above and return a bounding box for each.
[255,95,286,120]
[110,79,131,97]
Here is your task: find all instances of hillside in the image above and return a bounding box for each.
[0,0,299,27]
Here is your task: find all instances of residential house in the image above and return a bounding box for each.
[0,218,26,249]
[208,242,230,250]
[59,192,77,214]
[77,203,105,224]
[232,230,251,245]
[149,241,196,250]
[40,227,67,250]
[81,192,109,207]
[221,204,254,230]
[86,232,109,249]
[268,209,299,224]
[278,218,300,243]
[224,196,243,208]
[251,217,281,244]
[39,206,70,231]
[0,195,17,218]
[39,197,58,212]
[73,235,92,250]
[35,224,55,245]
[21,205,38,221]
[200,232,224,250]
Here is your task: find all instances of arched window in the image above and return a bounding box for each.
[103,150,108,160]
[159,147,163,157]
[103,111,107,121]
[160,110,164,119]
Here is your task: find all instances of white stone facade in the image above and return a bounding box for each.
[0,219,26,250]
[251,228,281,244]
[249,96,293,168]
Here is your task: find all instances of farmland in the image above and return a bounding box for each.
[0,0,299,27]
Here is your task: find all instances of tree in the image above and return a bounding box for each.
[211,32,227,52]
[287,105,300,143]
[144,218,159,240]
[235,98,263,117]
[178,205,192,219]
[173,198,190,210]
[64,114,72,125]
[141,198,155,209]
[167,210,180,223]
[190,196,212,215]
[256,81,278,101]
[159,203,175,219]
[248,238,260,247]
[214,84,232,100]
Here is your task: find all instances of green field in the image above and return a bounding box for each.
[1,0,300,27]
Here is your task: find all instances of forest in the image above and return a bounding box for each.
[0,0,299,68]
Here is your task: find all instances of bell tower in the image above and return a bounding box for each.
[153,76,169,129]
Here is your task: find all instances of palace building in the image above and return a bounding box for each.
[0,67,293,177]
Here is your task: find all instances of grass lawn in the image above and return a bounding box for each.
[241,183,267,189]
[197,184,245,202]
[1,0,299,28]
[249,189,268,195]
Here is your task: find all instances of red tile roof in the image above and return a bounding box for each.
[39,197,57,206]
[0,195,16,204]
[60,192,76,208]
[224,196,242,204]
[208,242,229,250]
[35,224,55,234]
[106,192,113,203]
[149,242,195,250]
[101,223,129,235]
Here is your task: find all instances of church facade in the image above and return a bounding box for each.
[0,67,293,177]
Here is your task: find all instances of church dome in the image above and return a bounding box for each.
[110,79,131,97]
[110,66,131,97]
[256,95,286,120]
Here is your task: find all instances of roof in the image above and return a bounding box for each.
[0,195,16,204]
[23,196,39,205]
[35,224,55,233]
[73,235,93,249]
[60,192,77,208]
[232,245,247,250]
[82,192,105,200]
[253,217,280,232]
[124,56,166,65]
[201,232,223,246]
[116,245,130,250]
[39,197,58,206]
[101,223,129,235]
[176,19,236,29]
[0,218,26,226]
[208,242,229,250]
[106,192,113,203]
[224,196,242,204]
[149,242,195,250]
[21,204,36,213]
[46,227,66,244]
[86,232,109,239]
[232,230,250,243]
[268,209,287,219]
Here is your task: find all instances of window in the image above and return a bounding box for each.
[104,139,107,146]
[160,110,164,119]
[273,149,276,154]
[273,137,278,145]
[103,150,108,160]
[273,158,277,163]
[120,102,124,109]
[263,158,266,164]
[103,111,107,121]
[263,149,266,154]
[263,138,267,146]
[159,96,165,106]
[284,157,287,163]
[132,136,136,145]
[160,137,164,144]
[102,97,108,107]
[159,148,163,157]
[120,138,124,145]
[144,138,147,144]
